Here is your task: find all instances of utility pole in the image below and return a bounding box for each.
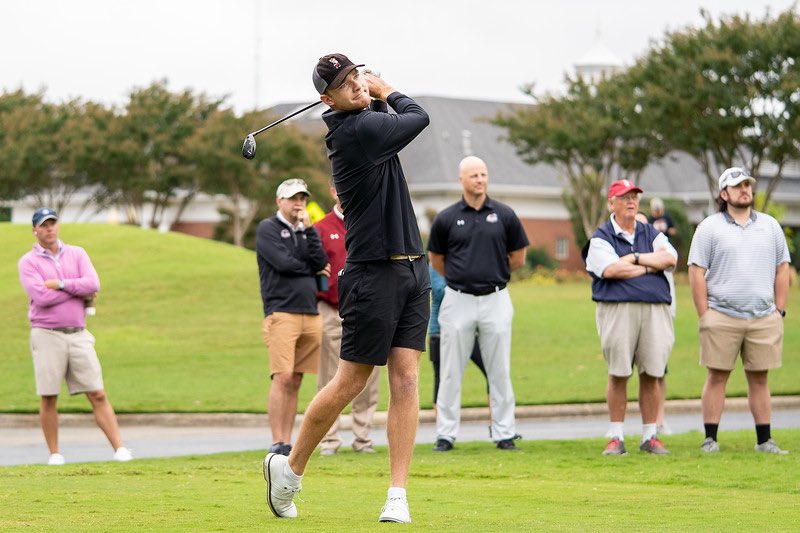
[254,0,262,110]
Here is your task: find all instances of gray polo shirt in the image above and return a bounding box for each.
[687,210,790,318]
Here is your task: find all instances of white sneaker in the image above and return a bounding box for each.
[263,452,301,518]
[754,438,789,455]
[700,437,720,453]
[114,447,134,462]
[48,453,65,466]
[378,496,411,523]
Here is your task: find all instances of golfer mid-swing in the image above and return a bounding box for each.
[264,53,430,524]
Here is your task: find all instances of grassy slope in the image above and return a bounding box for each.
[1,430,798,531]
[1,223,797,413]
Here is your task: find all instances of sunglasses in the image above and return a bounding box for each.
[724,170,750,180]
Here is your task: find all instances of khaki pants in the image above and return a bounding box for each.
[317,300,380,452]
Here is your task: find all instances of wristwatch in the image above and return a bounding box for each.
[633,252,640,265]
[777,308,786,317]
[58,279,65,290]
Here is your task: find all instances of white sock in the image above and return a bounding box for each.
[642,423,658,442]
[609,422,625,441]
[388,487,406,500]
[284,463,303,484]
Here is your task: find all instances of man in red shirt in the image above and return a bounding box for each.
[314,182,380,455]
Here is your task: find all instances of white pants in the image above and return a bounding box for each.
[436,286,516,442]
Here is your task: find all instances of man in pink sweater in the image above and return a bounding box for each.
[18,208,132,465]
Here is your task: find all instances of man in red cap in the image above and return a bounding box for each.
[582,180,678,456]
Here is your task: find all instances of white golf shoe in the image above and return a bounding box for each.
[378,496,411,523]
[48,453,65,466]
[114,447,134,462]
[263,452,301,518]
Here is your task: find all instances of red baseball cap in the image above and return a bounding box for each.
[607,179,643,200]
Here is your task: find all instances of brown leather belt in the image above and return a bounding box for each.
[389,254,424,261]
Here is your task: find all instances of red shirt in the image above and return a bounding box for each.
[314,208,346,308]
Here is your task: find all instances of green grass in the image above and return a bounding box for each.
[1,430,798,531]
[1,223,798,413]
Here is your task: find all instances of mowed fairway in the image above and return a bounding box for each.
[1,223,798,413]
[1,430,798,531]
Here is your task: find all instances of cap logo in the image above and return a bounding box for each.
[328,57,341,69]
[621,180,631,187]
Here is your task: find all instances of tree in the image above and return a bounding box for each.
[628,8,800,209]
[100,80,222,227]
[188,107,328,247]
[0,90,113,214]
[495,74,666,242]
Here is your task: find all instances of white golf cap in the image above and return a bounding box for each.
[276,178,311,199]
[718,167,756,191]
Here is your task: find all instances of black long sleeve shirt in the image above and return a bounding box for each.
[322,92,430,262]
[256,215,328,316]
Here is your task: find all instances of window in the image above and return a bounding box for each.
[555,238,569,260]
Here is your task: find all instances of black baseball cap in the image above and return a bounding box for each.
[32,208,58,227]
[312,53,364,95]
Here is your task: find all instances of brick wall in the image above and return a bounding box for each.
[519,218,585,271]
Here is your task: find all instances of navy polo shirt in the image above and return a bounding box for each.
[428,196,529,292]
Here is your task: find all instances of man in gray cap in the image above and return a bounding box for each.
[256,179,330,458]
[688,167,791,454]
[264,53,430,524]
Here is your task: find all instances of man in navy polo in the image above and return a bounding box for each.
[428,155,529,452]
[584,180,677,456]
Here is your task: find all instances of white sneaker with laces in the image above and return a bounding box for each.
[48,453,65,466]
[700,437,720,453]
[378,496,411,523]
[754,438,789,455]
[263,452,301,518]
[114,447,133,462]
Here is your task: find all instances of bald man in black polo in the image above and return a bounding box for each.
[428,155,529,452]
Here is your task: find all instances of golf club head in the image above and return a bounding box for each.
[242,134,256,159]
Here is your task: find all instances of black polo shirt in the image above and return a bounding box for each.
[428,196,529,292]
[322,92,429,262]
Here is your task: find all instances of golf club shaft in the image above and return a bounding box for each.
[249,100,322,137]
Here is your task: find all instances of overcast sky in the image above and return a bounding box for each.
[0,0,794,113]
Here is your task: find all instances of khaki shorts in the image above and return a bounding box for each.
[262,312,322,376]
[30,328,104,396]
[596,302,674,378]
[699,309,783,371]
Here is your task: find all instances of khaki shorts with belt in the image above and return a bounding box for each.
[262,312,322,376]
[30,327,104,396]
[699,309,783,371]
[596,302,673,378]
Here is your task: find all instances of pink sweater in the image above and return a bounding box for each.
[18,241,100,328]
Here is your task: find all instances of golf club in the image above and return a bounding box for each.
[241,100,322,159]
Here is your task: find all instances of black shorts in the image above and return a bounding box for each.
[338,258,431,366]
